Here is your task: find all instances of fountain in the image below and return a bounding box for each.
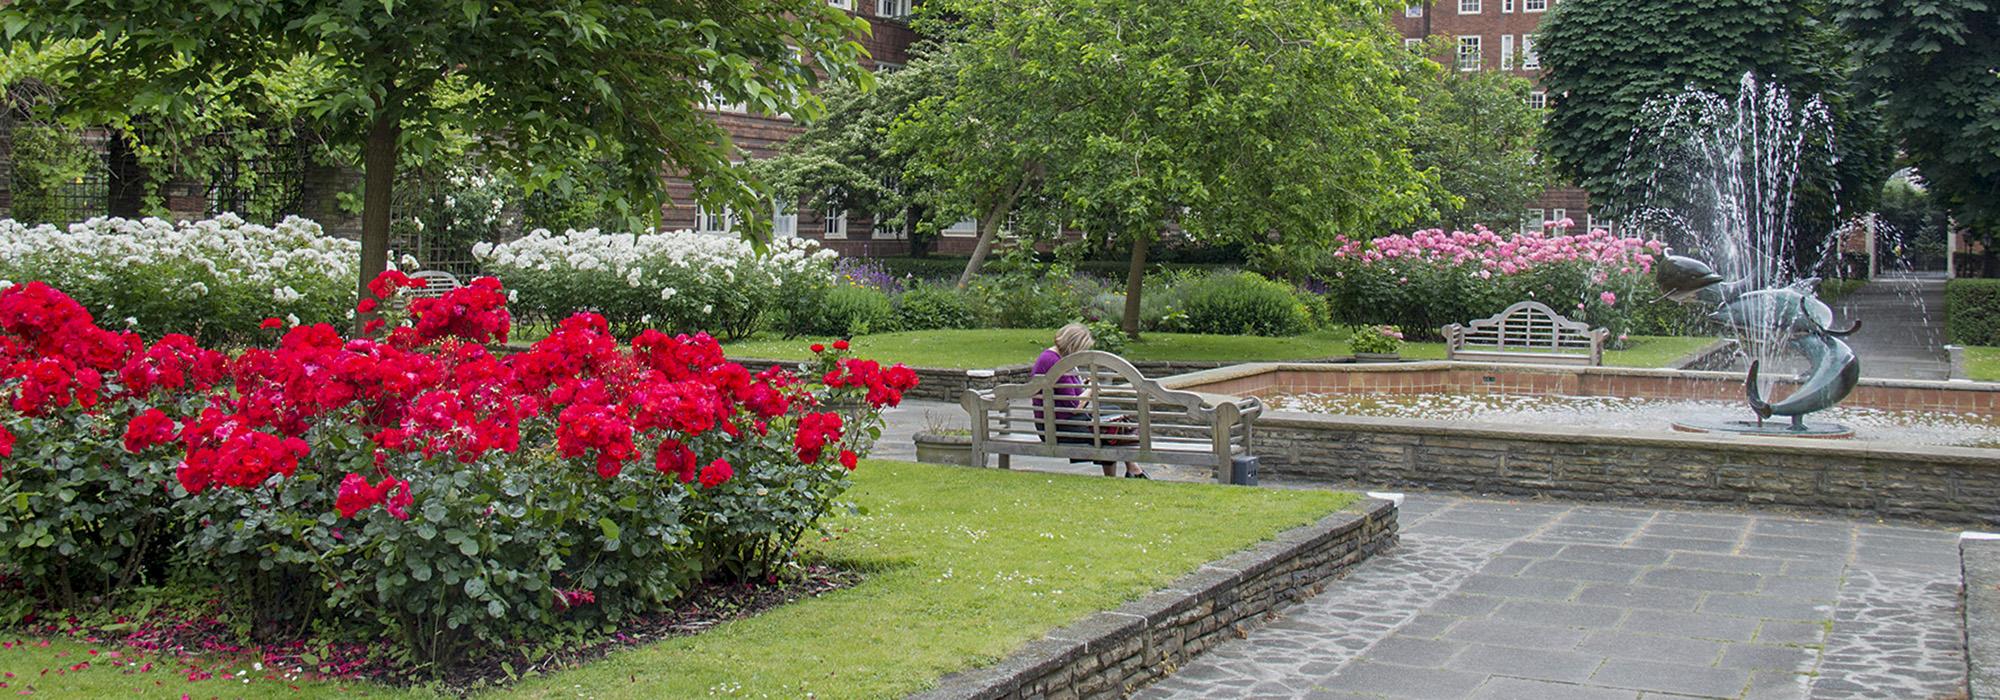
[1620,74,1864,437]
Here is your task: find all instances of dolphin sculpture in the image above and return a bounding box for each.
[1654,254,1863,430]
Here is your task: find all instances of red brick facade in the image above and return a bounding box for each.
[659,1,925,256]
[1395,0,1604,233]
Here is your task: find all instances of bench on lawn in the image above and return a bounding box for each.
[961,350,1262,483]
[1442,300,1609,366]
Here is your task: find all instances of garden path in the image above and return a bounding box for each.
[877,399,1970,700]
[1832,273,1950,380]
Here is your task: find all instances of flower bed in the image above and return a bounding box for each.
[1318,222,1696,342]
[0,273,916,673]
[0,215,358,344]
[476,228,839,340]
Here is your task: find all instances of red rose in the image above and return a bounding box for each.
[357,298,379,314]
[0,425,13,459]
[839,449,858,470]
[335,473,383,518]
[833,340,849,351]
[810,343,825,354]
[260,318,283,330]
[698,458,734,488]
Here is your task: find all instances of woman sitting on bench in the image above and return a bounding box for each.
[1031,323,1147,479]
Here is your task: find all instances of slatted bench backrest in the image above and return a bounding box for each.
[1460,301,1597,351]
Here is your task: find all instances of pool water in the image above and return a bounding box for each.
[1271,392,2000,448]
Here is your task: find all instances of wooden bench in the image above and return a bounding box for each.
[961,351,1262,483]
[408,270,464,299]
[1442,300,1609,366]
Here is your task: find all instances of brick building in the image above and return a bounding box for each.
[659,0,942,256]
[1393,0,1606,235]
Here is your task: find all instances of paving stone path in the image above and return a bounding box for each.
[1136,495,1967,700]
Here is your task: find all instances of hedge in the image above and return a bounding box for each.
[1947,278,2000,345]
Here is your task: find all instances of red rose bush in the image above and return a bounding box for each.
[0,274,915,669]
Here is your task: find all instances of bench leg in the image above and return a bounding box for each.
[998,453,1011,470]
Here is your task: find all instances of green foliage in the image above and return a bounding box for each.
[1400,46,1554,229]
[781,284,897,338]
[1537,0,1890,226]
[1348,325,1404,355]
[5,125,100,225]
[1083,319,1128,355]
[1177,272,1315,337]
[1947,279,2000,345]
[964,254,1100,329]
[1836,0,2000,251]
[894,281,977,331]
[1875,175,1950,264]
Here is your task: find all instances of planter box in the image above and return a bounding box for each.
[914,432,976,466]
[1353,352,1401,363]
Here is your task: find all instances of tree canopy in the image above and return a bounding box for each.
[1536,0,1888,235]
[1,0,872,305]
[1401,43,1553,230]
[903,0,1433,334]
[1835,0,1999,255]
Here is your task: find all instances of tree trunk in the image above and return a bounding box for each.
[956,181,1027,289]
[358,111,400,332]
[1121,231,1151,340]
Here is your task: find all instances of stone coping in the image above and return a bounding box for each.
[1964,534,2000,699]
[1162,359,2000,395]
[1249,409,2000,466]
[909,496,1399,700]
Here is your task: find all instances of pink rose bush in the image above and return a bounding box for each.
[0,274,914,670]
[1319,221,1692,342]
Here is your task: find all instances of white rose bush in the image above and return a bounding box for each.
[477,228,839,339]
[0,214,358,343]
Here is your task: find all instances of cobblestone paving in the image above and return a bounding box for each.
[1135,495,1969,700]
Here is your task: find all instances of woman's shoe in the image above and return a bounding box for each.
[1125,472,1150,479]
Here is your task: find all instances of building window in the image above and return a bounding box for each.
[772,199,797,239]
[701,83,746,113]
[823,201,848,239]
[1456,36,1482,71]
[942,218,978,238]
[874,61,905,73]
[1405,37,1423,51]
[828,0,853,9]
[1523,208,1545,235]
[1521,35,1540,69]
[1524,0,1548,10]
[1405,2,1422,17]
[696,204,735,235]
[1588,214,1614,234]
[877,0,911,19]
[1500,35,1515,70]
[1528,90,1547,109]
[1503,0,1515,11]
[1551,208,1569,227]
[1458,0,1480,13]
[873,213,908,240]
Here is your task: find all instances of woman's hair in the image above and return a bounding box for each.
[1054,323,1096,356]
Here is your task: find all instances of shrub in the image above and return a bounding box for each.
[1349,325,1404,354]
[1178,271,1314,336]
[0,215,358,344]
[477,229,838,340]
[781,283,897,338]
[896,281,976,331]
[0,274,918,672]
[1317,224,1677,341]
[1948,279,2000,346]
[965,256,1100,328]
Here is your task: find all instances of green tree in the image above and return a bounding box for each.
[1835,0,1999,273]
[1,1,870,308]
[905,0,1431,334]
[1402,42,1553,230]
[1536,0,1888,234]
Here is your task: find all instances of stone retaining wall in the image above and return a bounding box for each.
[911,497,1399,700]
[1250,411,2000,525]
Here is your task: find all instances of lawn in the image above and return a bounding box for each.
[1964,346,2000,381]
[723,328,1718,370]
[1,461,1357,699]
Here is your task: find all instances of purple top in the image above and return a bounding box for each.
[1031,348,1084,419]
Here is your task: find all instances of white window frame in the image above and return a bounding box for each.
[1521,35,1540,69]
[877,0,911,19]
[1523,208,1545,235]
[695,204,735,236]
[1458,0,1480,13]
[772,199,798,239]
[828,0,853,9]
[1528,90,1548,109]
[1503,0,1515,11]
[1588,214,1614,235]
[874,61,905,73]
[1405,37,1423,51]
[1500,35,1515,70]
[822,201,848,240]
[1552,208,1569,228]
[1524,0,1548,11]
[1405,2,1422,17]
[872,214,909,240]
[942,218,978,238]
[700,82,746,114]
[1456,36,1482,72]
